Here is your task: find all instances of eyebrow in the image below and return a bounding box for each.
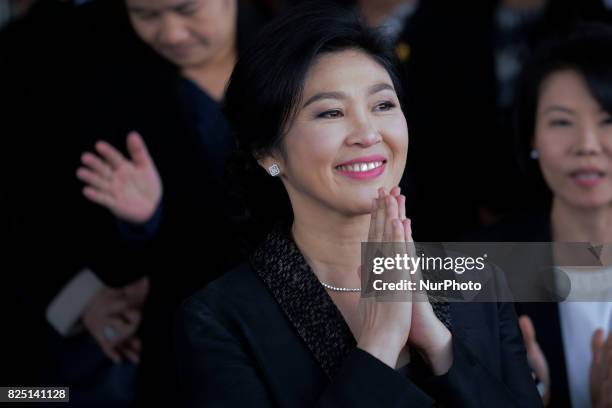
[542,105,575,115]
[128,0,195,13]
[368,83,395,94]
[302,91,345,108]
[302,82,395,108]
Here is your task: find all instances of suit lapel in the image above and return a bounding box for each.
[249,230,356,379]
[249,229,453,379]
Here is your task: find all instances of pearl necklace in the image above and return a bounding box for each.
[319,281,361,292]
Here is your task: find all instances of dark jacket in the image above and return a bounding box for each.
[176,229,542,407]
[466,212,571,407]
[77,2,265,404]
[0,0,265,402]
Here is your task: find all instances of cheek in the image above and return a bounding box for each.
[537,148,566,188]
[193,5,234,40]
[192,23,225,47]
[130,20,156,45]
[535,132,566,181]
[602,137,612,153]
[285,127,340,181]
[299,122,346,158]
[383,117,409,163]
[538,155,564,189]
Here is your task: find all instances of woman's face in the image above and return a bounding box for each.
[126,0,236,69]
[268,49,408,217]
[534,69,612,209]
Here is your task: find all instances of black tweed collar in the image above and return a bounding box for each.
[249,228,452,379]
[249,228,355,379]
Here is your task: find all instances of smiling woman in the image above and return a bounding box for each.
[508,23,612,407]
[535,70,612,207]
[175,3,542,407]
[257,48,408,219]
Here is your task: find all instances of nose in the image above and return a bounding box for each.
[573,124,602,156]
[345,113,382,147]
[157,15,190,47]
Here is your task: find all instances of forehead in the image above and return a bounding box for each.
[302,49,394,94]
[539,70,594,105]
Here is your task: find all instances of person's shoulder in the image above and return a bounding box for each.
[181,262,270,319]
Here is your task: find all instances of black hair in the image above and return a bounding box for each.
[514,22,612,182]
[223,1,404,248]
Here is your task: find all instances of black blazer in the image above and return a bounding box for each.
[466,211,571,407]
[0,0,265,399]
[176,230,542,407]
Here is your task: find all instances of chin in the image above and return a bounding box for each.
[350,191,381,216]
[569,196,612,210]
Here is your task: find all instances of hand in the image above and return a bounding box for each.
[385,187,453,375]
[519,315,550,405]
[591,329,612,408]
[77,131,163,224]
[81,276,150,364]
[357,187,413,368]
[115,276,149,364]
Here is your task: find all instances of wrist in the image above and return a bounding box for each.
[417,325,453,375]
[358,329,407,368]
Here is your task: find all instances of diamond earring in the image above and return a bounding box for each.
[530,150,539,160]
[268,164,280,176]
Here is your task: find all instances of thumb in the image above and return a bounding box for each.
[519,316,549,381]
[519,315,536,347]
[123,276,150,306]
[592,328,605,363]
[126,131,153,167]
[403,219,413,243]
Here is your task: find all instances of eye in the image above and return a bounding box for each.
[317,109,343,119]
[549,119,572,128]
[175,3,198,16]
[374,101,396,111]
[601,115,612,126]
[131,10,159,21]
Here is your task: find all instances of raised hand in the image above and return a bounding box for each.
[591,329,612,408]
[357,187,413,368]
[389,186,453,375]
[519,315,550,405]
[77,132,162,224]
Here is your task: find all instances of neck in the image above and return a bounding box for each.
[358,0,416,27]
[181,40,236,101]
[551,198,612,244]
[291,203,370,288]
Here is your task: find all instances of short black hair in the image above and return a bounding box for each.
[224,1,404,247]
[514,22,612,177]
